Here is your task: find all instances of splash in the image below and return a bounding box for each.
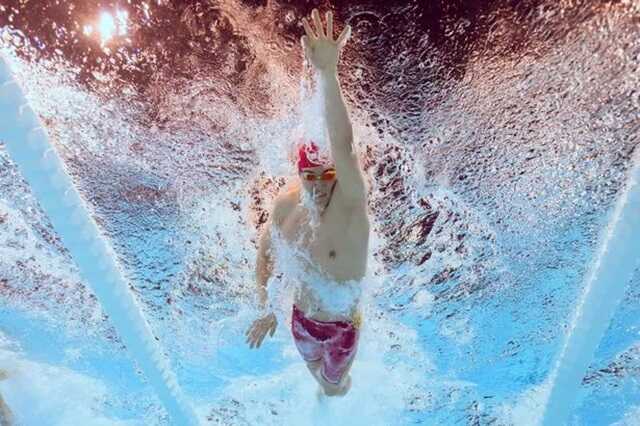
[542,149,640,424]
[0,55,199,425]
[1,0,640,424]
[0,335,143,426]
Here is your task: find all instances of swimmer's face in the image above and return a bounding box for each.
[299,165,336,203]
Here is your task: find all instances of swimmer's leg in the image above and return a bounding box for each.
[0,393,13,426]
[305,359,324,385]
[310,354,355,397]
[0,371,13,426]
[304,360,331,399]
[320,355,354,397]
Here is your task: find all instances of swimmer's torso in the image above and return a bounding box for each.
[274,187,369,321]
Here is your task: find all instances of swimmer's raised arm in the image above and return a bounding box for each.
[302,9,367,206]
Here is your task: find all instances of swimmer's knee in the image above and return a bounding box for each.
[305,362,351,396]
[318,373,351,397]
[305,360,322,377]
[306,359,322,369]
[320,382,349,397]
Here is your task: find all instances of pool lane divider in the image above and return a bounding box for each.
[0,55,200,425]
[542,149,640,425]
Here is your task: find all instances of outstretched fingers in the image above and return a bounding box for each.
[304,9,349,48]
[302,18,317,40]
[246,322,261,347]
[249,329,263,348]
[311,9,325,38]
[257,321,273,347]
[256,330,267,348]
[245,326,255,345]
[326,11,334,41]
[336,24,352,46]
[245,321,255,337]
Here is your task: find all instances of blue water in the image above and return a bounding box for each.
[1,2,640,425]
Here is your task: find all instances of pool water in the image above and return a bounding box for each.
[1,1,639,424]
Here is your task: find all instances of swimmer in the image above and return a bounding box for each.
[246,9,369,397]
[0,370,13,426]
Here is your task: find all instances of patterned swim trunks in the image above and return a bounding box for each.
[291,304,359,384]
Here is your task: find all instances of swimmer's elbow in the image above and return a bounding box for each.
[256,235,274,287]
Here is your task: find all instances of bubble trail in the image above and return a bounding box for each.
[542,148,640,425]
[0,55,200,426]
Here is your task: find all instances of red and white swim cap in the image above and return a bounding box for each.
[297,141,332,172]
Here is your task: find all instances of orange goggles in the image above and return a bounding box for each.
[301,168,337,182]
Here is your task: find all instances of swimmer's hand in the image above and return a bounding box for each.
[246,312,277,349]
[301,9,351,73]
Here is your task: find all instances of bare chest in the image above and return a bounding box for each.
[278,204,368,281]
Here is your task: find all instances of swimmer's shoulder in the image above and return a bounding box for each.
[271,187,300,226]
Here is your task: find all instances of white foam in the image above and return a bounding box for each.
[204,308,437,426]
[495,380,551,426]
[612,406,640,426]
[266,227,362,319]
[542,149,640,425]
[0,348,136,426]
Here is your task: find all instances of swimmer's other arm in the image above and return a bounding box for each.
[255,215,274,310]
[246,201,284,349]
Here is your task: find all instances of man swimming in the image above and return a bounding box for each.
[245,9,369,397]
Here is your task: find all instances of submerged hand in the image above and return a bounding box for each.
[301,9,351,73]
[245,312,277,349]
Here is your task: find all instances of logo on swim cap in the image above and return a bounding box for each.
[297,141,332,172]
